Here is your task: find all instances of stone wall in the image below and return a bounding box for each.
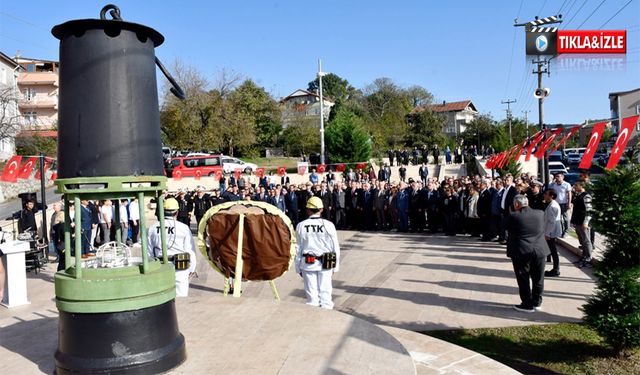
[0,171,56,203]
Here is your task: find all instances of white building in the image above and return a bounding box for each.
[280,89,334,129]
[411,100,478,137]
[15,56,59,132]
[0,52,21,160]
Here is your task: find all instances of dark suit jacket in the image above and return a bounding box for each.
[506,207,550,260]
[477,189,492,217]
[502,185,518,213]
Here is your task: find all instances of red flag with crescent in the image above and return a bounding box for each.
[607,115,639,170]
[35,159,51,180]
[356,163,366,170]
[550,126,581,154]
[525,130,546,161]
[579,122,607,170]
[534,128,564,159]
[336,163,346,172]
[214,168,223,181]
[498,151,511,168]
[173,170,182,181]
[485,155,496,169]
[234,168,242,180]
[317,164,326,173]
[277,166,286,176]
[255,167,265,178]
[1,155,22,183]
[50,171,57,181]
[17,157,38,179]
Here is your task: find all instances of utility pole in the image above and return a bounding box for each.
[533,58,551,185]
[522,110,530,138]
[501,99,516,144]
[318,59,326,165]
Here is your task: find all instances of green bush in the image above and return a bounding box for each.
[582,163,640,356]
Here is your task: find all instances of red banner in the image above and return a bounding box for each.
[0,155,22,182]
[255,167,265,178]
[607,115,639,170]
[356,163,366,170]
[317,164,326,173]
[336,163,346,172]
[35,159,51,180]
[525,130,546,161]
[234,168,242,180]
[557,30,626,54]
[578,122,607,170]
[550,126,581,153]
[277,166,286,176]
[17,157,38,179]
[534,128,564,159]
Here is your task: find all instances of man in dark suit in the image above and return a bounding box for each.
[332,182,346,229]
[424,182,439,233]
[500,175,517,243]
[506,194,550,313]
[285,185,299,226]
[477,180,493,241]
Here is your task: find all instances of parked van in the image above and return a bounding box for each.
[167,155,222,178]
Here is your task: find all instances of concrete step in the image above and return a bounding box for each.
[380,326,521,375]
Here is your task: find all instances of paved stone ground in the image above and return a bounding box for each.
[0,230,595,374]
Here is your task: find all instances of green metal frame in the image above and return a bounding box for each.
[54,176,174,313]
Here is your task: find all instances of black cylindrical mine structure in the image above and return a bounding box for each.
[52,18,165,178]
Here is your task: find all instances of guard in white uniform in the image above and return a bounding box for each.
[148,198,197,297]
[295,196,340,309]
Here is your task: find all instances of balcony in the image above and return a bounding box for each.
[19,97,58,110]
[17,72,58,86]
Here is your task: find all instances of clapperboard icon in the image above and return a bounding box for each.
[526,16,559,55]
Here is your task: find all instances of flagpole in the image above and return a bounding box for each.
[39,153,48,243]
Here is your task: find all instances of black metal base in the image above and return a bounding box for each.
[55,300,186,374]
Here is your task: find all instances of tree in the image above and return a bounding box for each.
[308,73,358,105]
[583,164,640,356]
[325,108,371,163]
[404,109,447,148]
[362,78,412,151]
[462,114,497,149]
[404,85,433,108]
[281,120,320,157]
[0,85,22,148]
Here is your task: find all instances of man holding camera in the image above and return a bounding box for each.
[295,196,341,309]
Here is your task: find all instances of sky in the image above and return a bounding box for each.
[1,0,638,125]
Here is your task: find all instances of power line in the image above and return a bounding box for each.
[599,0,635,29]
[557,0,570,14]
[503,0,525,97]
[538,0,549,15]
[577,0,608,29]
[564,0,589,28]
[0,11,48,31]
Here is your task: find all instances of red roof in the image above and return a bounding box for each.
[17,130,58,138]
[412,100,477,114]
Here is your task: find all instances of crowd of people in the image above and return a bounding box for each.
[169,165,594,271]
[385,144,496,166]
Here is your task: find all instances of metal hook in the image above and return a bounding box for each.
[100,4,122,21]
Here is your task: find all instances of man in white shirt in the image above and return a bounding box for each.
[543,190,562,277]
[295,197,340,309]
[128,198,140,243]
[549,172,572,237]
[99,200,113,243]
[148,198,197,297]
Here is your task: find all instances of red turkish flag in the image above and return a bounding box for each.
[336,163,346,172]
[35,159,51,180]
[234,168,242,180]
[525,130,546,161]
[578,122,607,170]
[485,155,495,169]
[317,164,326,173]
[606,115,639,170]
[534,128,564,159]
[172,170,182,181]
[550,126,581,154]
[1,155,22,182]
[194,169,202,180]
[255,167,265,178]
[499,151,512,168]
[505,145,519,164]
[50,172,57,181]
[356,163,366,170]
[214,168,223,181]
[494,152,507,169]
[17,157,38,179]
[277,166,286,176]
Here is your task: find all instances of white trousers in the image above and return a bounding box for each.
[176,270,190,297]
[303,270,334,309]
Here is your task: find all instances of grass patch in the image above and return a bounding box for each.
[424,323,639,375]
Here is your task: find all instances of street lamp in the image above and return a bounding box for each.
[318,59,327,165]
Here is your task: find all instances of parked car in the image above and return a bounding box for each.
[548,151,564,163]
[166,155,222,178]
[566,152,581,164]
[548,161,568,176]
[221,156,257,174]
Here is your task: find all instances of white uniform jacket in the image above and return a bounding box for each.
[295,214,340,274]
